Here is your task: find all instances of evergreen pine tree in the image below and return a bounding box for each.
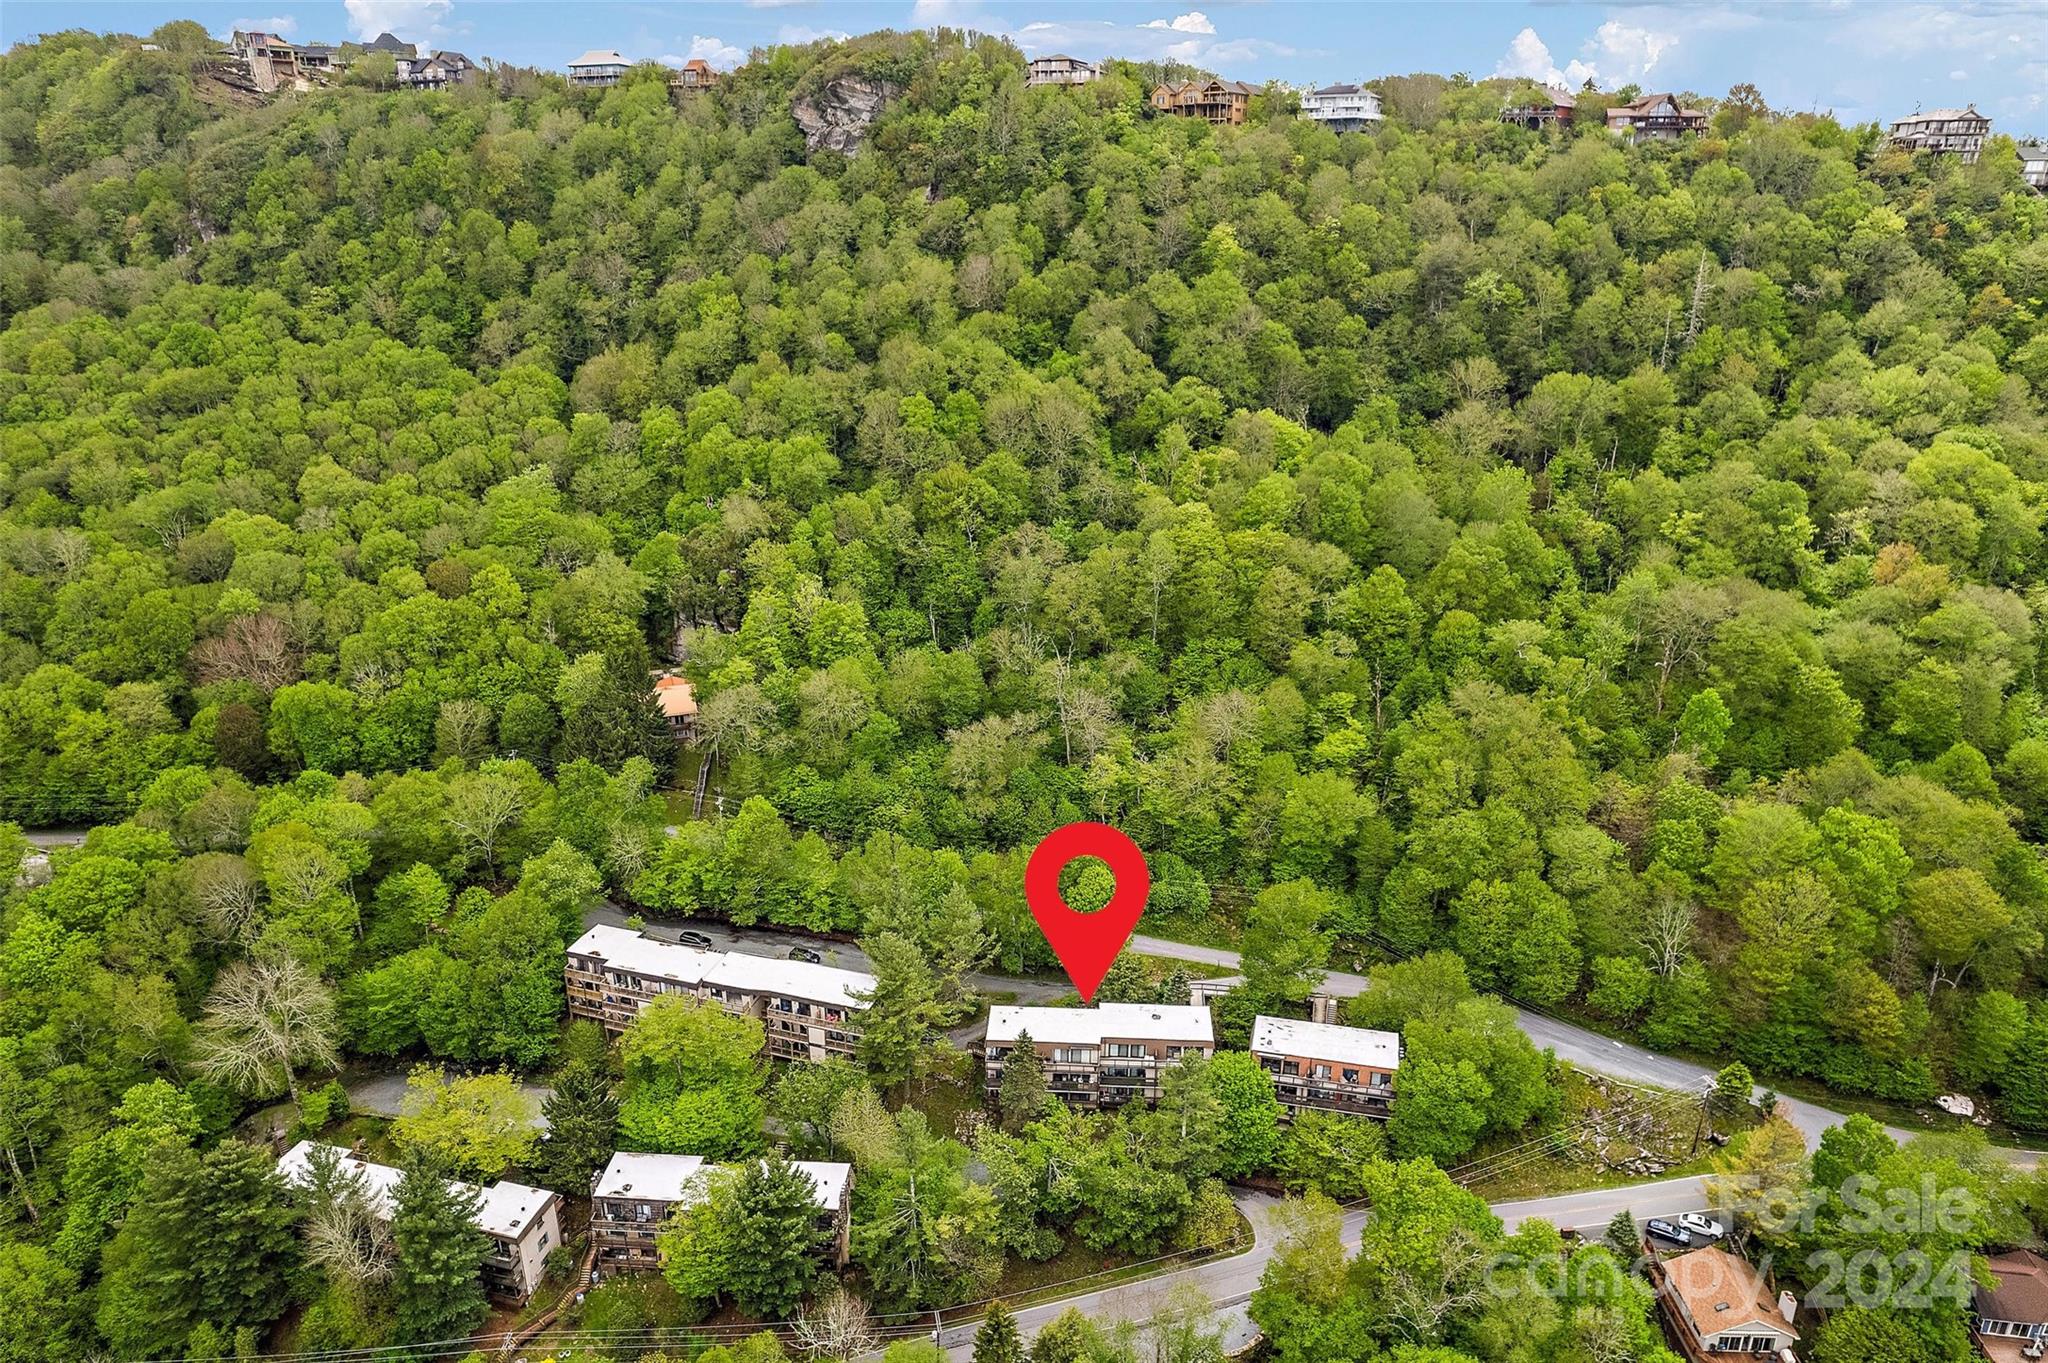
[973,1300,1025,1363]
[390,1157,490,1344]
[997,1029,1050,1130]
[535,1058,619,1193]
[1604,1209,1641,1261]
[724,1154,829,1318]
[95,1140,300,1354]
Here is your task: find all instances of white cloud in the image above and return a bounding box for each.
[685,34,746,67]
[341,0,452,43]
[1143,11,1215,35]
[779,24,851,44]
[1951,68,1969,79]
[745,0,807,7]
[1492,27,1595,89]
[231,15,298,37]
[1492,18,1673,92]
[1587,20,1675,82]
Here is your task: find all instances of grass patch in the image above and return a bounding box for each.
[1136,952,1237,980]
[985,1202,1255,1312]
[901,1071,988,1143]
[1139,913,1244,952]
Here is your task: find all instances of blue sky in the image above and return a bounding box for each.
[6,1,2044,134]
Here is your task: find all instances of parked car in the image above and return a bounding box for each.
[1678,1212,1725,1240]
[787,945,824,964]
[675,930,714,949]
[1645,1219,1692,1246]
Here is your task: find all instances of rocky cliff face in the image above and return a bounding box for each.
[791,76,900,155]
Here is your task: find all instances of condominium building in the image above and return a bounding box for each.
[1250,1015,1399,1119]
[1889,106,1992,163]
[590,1151,853,1274]
[984,1003,1215,1108]
[565,924,871,1062]
[277,1142,562,1300]
[1300,82,1383,133]
[1026,55,1101,88]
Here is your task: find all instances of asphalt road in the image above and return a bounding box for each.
[1133,935,1902,1149]
[589,909,2040,1359]
[920,1176,1722,1359]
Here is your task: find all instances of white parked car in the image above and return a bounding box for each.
[1678,1212,1725,1240]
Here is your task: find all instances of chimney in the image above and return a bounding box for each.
[1777,1289,1798,1324]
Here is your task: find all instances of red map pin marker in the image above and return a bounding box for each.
[1025,822,1150,1004]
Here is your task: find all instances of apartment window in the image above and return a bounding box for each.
[1341,1068,1359,1084]
[1281,1060,1300,1076]
[1053,1047,1096,1064]
[1311,1064,1331,1081]
[539,1232,550,1249]
[1105,1043,1145,1059]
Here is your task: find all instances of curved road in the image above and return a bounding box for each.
[588,907,2038,1359]
[919,1174,1721,1359]
[1135,935,1915,1150]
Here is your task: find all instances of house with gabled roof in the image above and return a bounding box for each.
[1151,78,1255,126]
[569,49,631,86]
[1606,92,1707,142]
[1649,1244,1800,1361]
[1974,1249,2048,1362]
[1890,105,1992,164]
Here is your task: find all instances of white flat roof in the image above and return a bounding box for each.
[474,1179,556,1239]
[593,1151,849,1211]
[568,924,874,1007]
[705,952,872,1010]
[278,1141,554,1240]
[987,1002,1215,1046]
[593,1151,706,1200]
[569,924,720,983]
[1250,1015,1401,1069]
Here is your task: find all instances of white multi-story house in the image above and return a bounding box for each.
[590,1151,854,1274]
[1250,1015,1399,1119]
[565,924,872,1062]
[984,1003,1215,1108]
[277,1142,562,1300]
[1889,106,1992,163]
[568,49,631,86]
[1300,82,1382,133]
[2015,142,2048,191]
[1026,55,1101,88]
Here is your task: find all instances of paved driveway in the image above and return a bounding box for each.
[344,1070,553,1132]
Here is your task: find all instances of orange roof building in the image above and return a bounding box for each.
[1651,1245,1799,1361]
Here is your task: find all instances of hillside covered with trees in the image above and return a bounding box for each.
[3,17,2048,1363]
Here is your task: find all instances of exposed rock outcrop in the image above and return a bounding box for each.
[791,76,900,155]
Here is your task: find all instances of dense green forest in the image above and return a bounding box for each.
[4,17,2048,1363]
